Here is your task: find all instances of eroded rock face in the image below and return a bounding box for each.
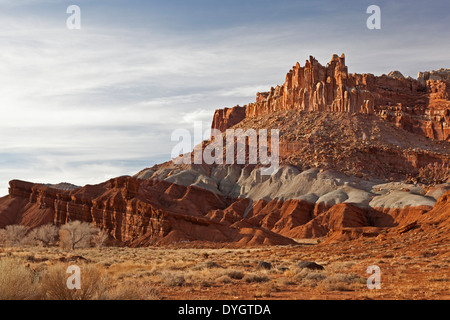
[387,71,405,80]
[211,54,450,141]
[211,105,246,133]
[1,165,449,246]
[245,54,375,117]
[1,177,298,246]
[418,68,450,86]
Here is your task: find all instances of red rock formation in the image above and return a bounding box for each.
[245,54,375,117]
[211,105,246,133]
[1,178,297,246]
[283,203,369,238]
[376,79,450,140]
[2,176,449,246]
[418,190,450,230]
[244,198,315,235]
[211,54,450,141]
[418,68,450,86]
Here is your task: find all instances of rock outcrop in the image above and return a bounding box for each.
[1,177,298,246]
[212,54,450,141]
[245,54,375,117]
[211,105,246,133]
[417,68,450,86]
[387,71,405,80]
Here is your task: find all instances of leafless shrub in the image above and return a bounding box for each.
[191,260,223,270]
[243,273,269,283]
[162,272,186,287]
[295,268,328,287]
[0,225,28,247]
[26,224,59,247]
[253,283,279,298]
[318,273,363,292]
[59,221,99,250]
[222,269,245,280]
[215,275,233,284]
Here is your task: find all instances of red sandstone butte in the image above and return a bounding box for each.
[212,54,449,141]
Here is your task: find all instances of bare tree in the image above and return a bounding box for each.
[27,224,59,247]
[60,221,98,250]
[93,229,109,249]
[0,225,28,247]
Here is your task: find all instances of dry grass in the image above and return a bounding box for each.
[161,272,186,287]
[318,273,364,292]
[0,252,160,300]
[243,273,270,283]
[40,263,108,300]
[0,258,40,300]
[0,241,448,300]
[222,269,245,280]
[106,280,159,300]
[216,275,233,284]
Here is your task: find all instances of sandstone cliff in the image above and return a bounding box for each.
[1,177,298,246]
[211,105,246,133]
[212,54,450,141]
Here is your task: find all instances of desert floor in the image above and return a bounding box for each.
[1,235,448,300]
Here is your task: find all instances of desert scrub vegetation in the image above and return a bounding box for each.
[294,267,365,292]
[27,224,59,247]
[161,272,186,287]
[59,221,101,250]
[0,258,40,300]
[222,269,245,280]
[243,272,270,283]
[0,225,28,247]
[275,261,366,292]
[1,244,446,300]
[106,280,159,300]
[318,273,365,292]
[0,221,109,251]
[40,263,109,300]
[0,257,160,300]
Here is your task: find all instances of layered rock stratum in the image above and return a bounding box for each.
[0,54,449,247]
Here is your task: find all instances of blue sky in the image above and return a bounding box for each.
[0,0,449,195]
